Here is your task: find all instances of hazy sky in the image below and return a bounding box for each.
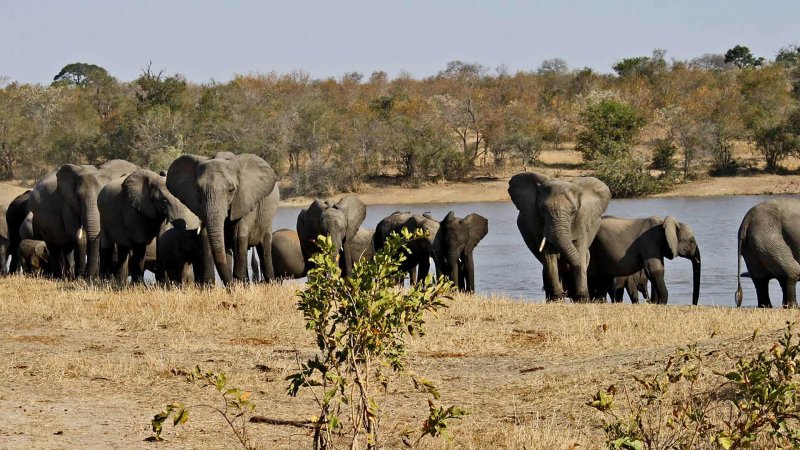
[1,0,798,84]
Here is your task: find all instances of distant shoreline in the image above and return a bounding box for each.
[278,173,800,207]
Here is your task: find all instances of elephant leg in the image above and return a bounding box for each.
[543,253,564,301]
[65,248,77,279]
[100,244,115,281]
[626,277,639,304]
[409,265,418,286]
[417,258,430,286]
[752,277,772,308]
[261,232,275,282]
[129,244,147,284]
[114,245,130,284]
[779,277,798,308]
[644,260,668,304]
[464,253,475,292]
[232,235,249,282]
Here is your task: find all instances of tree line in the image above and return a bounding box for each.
[1,44,799,197]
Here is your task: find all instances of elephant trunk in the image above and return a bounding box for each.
[205,196,232,286]
[691,247,701,306]
[82,195,101,279]
[546,217,581,269]
[448,249,460,289]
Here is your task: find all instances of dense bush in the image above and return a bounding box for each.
[592,153,664,198]
[576,99,646,162]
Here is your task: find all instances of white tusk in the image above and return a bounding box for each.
[77,228,83,241]
[196,227,202,235]
[538,237,546,252]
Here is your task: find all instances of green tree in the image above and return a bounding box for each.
[724,45,765,68]
[52,62,112,87]
[135,65,187,112]
[576,99,645,161]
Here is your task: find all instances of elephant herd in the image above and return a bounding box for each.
[0,153,490,292]
[0,157,796,308]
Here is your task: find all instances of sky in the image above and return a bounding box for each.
[1,0,798,84]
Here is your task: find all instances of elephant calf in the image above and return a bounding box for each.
[18,239,49,274]
[736,198,800,308]
[609,271,649,304]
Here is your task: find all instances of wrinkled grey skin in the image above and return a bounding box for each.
[167,153,279,285]
[610,270,650,304]
[508,172,611,301]
[29,159,138,279]
[588,215,701,305]
[434,211,488,292]
[0,203,8,274]
[6,190,31,273]
[736,199,800,308]
[373,212,440,284]
[297,196,366,277]
[157,224,203,285]
[18,239,49,274]
[98,169,199,283]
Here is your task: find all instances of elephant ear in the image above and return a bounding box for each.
[334,195,366,241]
[230,154,277,221]
[56,164,91,215]
[34,242,48,260]
[122,169,157,219]
[298,200,327,241]
[166,154,206,217]
[462,213,489,251]
[663,216,679,260]
[571,176,611,227]
[508,172,550,211]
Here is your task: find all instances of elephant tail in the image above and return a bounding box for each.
[735,214,750,308]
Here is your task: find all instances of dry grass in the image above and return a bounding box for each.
[1,276,799,449]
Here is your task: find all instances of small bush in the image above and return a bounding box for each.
[588,323,800,450]
[592,154,664,198]
[287,230,465,449]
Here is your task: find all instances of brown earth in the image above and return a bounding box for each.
[1,277,798,449]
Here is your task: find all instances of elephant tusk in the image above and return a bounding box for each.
[196,227,202,235]
[539,237,546,253]
[77,228,83,241]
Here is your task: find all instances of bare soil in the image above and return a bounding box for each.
[1,277,798,449]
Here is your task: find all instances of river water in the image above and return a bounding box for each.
[273,195,799,307]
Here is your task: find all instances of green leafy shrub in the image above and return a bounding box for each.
[592,154,664,198]
[288,230,465,449]
[577,100,646,161]
[588,323,800,450]
[151,366,256,449]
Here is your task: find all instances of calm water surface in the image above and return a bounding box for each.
[273,195,799,307]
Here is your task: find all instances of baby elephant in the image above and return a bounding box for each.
[736,198,800,308]
[609,270,649,303]
[18,239,49,274]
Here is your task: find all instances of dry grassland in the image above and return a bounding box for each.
[1,276,799,449]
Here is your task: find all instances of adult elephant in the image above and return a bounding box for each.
[6,190,30,273]
[587,215,701,305]
[373,212,440,284]
[29,159,138,279]
[98,169,199,283]
[735,199,800,308]
[434,211,488,292]
[297,196,366,277]
[508,172,611,301]
[167,153,279,285]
